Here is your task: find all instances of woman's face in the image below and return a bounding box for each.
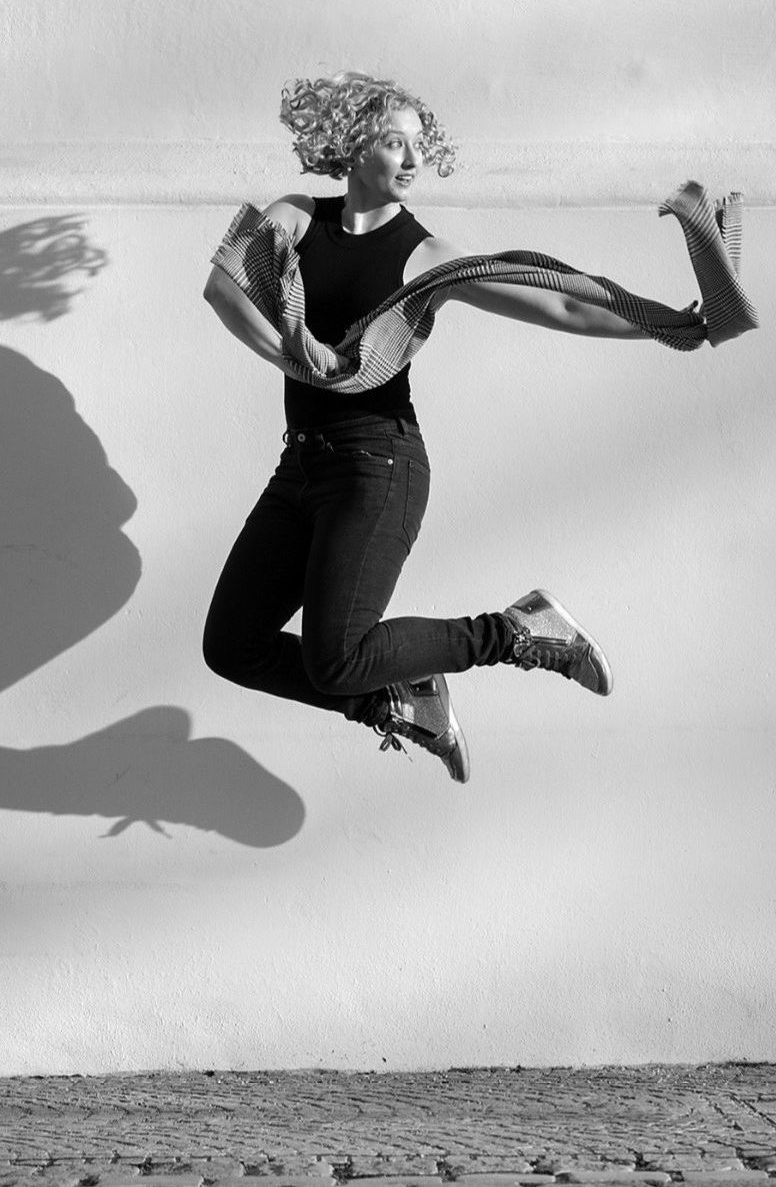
[350,105,425,201]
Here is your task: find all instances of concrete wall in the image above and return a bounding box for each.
[1,0,775,1074]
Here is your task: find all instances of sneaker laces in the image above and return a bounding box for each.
[373,725,412,760]
[511,626,578,680]
[518,642,575,679]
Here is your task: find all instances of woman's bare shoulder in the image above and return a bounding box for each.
[403,234,473,286]
[260,193,315,247]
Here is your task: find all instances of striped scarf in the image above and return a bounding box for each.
[210,183,757,395]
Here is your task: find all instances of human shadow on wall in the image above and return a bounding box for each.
[0,344,143,692]
[0,215,142,692]
[0,219,304,844]
[0,705,305,846]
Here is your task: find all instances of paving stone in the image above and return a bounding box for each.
[348,1178,442,1187]
[122,1178,206,1187]
[193,1182,245,1187]
[533,1168,629,1178]
[740,1157,776,1171]
[681,1175,770,1184]
[638,1161,706,1175]
[437,1162,541,1177]
[697,1163,746,1173]
[187,1164,246,1180]
[301,1162,337,1179]
[345,1161,441,1178]
[453,1176,558,1185]
[238,1181,336,1187]
[440,1165,537,1178]
[219,1181,319,1187]
[556,1175,671,1184]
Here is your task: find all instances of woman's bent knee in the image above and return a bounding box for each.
[202,630,238,681]
[202,627,259,684]
[303,649,371,697]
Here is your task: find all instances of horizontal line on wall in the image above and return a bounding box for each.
[3,140,775,206]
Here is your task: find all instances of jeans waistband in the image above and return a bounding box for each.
[283,413,419,451]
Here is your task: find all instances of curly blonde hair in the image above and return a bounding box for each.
[279,70,457,180]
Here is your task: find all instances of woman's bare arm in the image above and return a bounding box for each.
[412,237,649,340]
[204,268,348,375]
[204,195,343,377]
[456,279,649,338]
[203,266,291,372]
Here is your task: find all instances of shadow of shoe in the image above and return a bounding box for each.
[0,705,305,847]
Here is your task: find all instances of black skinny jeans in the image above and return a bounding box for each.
[203,413,511,724]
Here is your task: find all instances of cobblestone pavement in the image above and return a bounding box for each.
[1,1066,775,1187]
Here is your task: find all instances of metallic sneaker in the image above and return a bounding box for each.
[374,674,470,783]
[503,589,613,695]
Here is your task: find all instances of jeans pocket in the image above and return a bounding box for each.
[401,458,431,550]
[328,443,395,466]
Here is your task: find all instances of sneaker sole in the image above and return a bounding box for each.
[533,589,613,696]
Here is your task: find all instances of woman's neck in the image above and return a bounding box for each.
[341,187,401,236]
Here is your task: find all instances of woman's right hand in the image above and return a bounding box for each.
[323,345,350,375]
[278,347,350,379]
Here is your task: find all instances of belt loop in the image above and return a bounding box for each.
[395,416,407,436]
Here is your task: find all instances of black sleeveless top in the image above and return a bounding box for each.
[284,195,433,429]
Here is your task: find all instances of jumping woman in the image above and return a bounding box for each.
[202,70,757,784]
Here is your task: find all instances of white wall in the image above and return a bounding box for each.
[1,0,775,1074]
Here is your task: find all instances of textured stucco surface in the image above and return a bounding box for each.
[2,0,775,204]
[1,0,775,1075]
[1,203,774,1074]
